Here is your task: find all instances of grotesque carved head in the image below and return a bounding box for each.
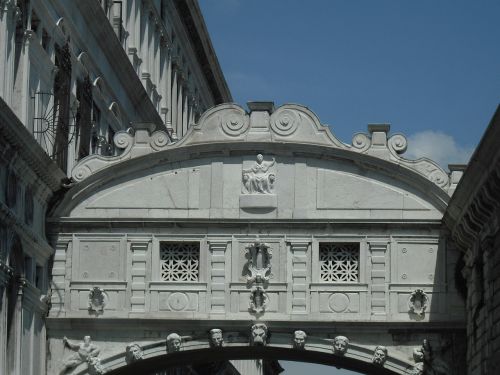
[166,333,182,353]
[125,343,143,363]
[372,345,388,366]
[293,330,307,349]
[209,329,224,347]
[250,323,268,346]
[333,336,349,355]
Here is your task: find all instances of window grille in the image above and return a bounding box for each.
[160,242,200,282]
[319,243,359,282]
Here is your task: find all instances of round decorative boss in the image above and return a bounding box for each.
[271,109,299,136]
[221,112,248,137]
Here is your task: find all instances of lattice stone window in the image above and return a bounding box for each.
[319,243,360,282]
[160,242,200,282]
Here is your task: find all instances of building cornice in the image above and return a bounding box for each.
[173,0,232,104]
[443,105,500,250]
[75,0,164,128]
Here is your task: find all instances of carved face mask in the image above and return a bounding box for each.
[373,348,387,365]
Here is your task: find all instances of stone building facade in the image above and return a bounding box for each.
[444,106,500,375]
[0,1,230,374]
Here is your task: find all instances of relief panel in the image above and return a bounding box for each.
[158,292,199,312]
[319,292,360,313]
[392,242,440,285]
[73,237,126,281]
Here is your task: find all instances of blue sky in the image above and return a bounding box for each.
[199,0,500,171]
[197,1,499,373]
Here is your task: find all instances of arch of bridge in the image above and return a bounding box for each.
[47,103,465,375]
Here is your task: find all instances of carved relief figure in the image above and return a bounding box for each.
[372,345,388,366]
[332,336,349,355]
[293,330,307,349]
[250,323,268,346]
[88,287,106,314]
[125,343,143,364]
[87,356,105,375]
[209,329,224,347]
[166,333,182,353]
[249,285,268,314]
[60,336,100,374]
[408,289,428,318]
[242,154,276,194]
[245,241,272,285]
[409,339,450,375]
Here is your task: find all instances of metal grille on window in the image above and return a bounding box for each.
[319,243,359,282]
[160,242,200,281]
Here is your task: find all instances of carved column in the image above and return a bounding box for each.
[182,88,189,136]
[50,236,71,314]
[369,242,389,319]
[170,67,178,138]
[290,241,310,313]
[208,240,228,313]
[130,241,150,312]
[165,47,172,133]
[177,75,183,137]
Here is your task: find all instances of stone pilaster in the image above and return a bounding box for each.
[290,241,309,313]
[208,240,228,313]
[369,241,388,319]
[130,241,150,312]
[50,236,71,314]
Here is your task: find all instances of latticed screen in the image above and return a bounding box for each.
[319,243,360,282]
[160,242,200,281]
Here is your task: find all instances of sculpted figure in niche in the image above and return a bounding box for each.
[246,241,272,285]
[250,323,268,346]
[293,330,307,349]
[166,333,182,353]
[372,345,388,366]
[209,329,224,347]
[249,286,268,314]
[125,343,143,364]
[242,154,276,194]
[332,336,349,355]
[60,336,100,374]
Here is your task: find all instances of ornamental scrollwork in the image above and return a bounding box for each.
[88,287,106,315]
[249,285,268,314]
[408,289,428,318]
[245,241,272,285]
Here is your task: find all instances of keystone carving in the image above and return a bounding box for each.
[242,154,276,194]
[250,323,268,346]
[332,335,349,355]
[125,343,143,364]
[292,330,307,350]
[408,289,428,318]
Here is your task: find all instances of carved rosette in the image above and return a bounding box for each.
[270,109,299,136]
[220,111,249,137]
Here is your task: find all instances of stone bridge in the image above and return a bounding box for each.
[47,102,465,375]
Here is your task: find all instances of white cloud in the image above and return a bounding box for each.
[404,130,474,169]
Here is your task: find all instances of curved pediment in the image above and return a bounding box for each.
[70,103,450,192]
